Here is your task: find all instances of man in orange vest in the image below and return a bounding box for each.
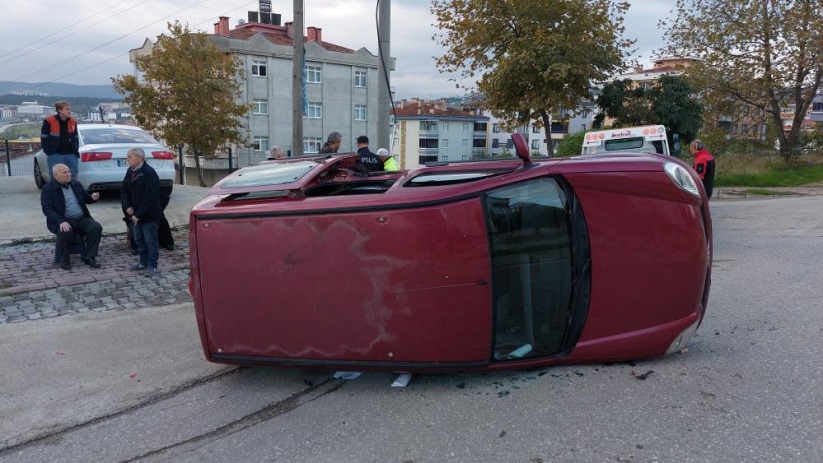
[41,101,80,179]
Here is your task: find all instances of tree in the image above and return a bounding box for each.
[662,0,823,162]
[596,74,703,153]
[112,22,250,186]
[432,0,633,157]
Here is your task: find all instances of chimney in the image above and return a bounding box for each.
[285,21,293,38]
[307,26,322,43]
[215,16,230,36]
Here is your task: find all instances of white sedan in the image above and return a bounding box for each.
[34,124,176,194]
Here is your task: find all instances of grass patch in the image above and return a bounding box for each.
[2,123,41,140]
[716,163,823,187]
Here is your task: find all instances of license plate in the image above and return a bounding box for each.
[117,159,128,167]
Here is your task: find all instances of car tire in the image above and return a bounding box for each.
[34,159,45,189]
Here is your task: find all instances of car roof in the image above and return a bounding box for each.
[77,124,146,131]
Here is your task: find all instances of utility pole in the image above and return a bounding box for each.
[291,0,304,156]
[377,0,391,151]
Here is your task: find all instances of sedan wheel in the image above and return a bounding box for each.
[34,160,45,189]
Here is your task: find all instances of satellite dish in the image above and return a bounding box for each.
[238,19,246,25]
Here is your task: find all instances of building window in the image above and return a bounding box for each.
[419,138,439,149]
[354,69,368,88]
[440,155,448,162]
[492,123,500,133]
[492,139,500,148]
[306,102,322,119]
[306,65,322,84]
[420,121,438,132]
[442,122,449,132]
[251,58,267,77]
[531,139,540,150]
[419,155,438,164]
[506,139,514,149]
[442,139,449,148]
[461,154,468,160]
[463,122,469,132]
[474,122,488,132]
[304,137,323,153]
[252,99,268,115]
[473,138,486,148]
[354,105,367,121]
[462,139,468,148]
[532,125,541,133]
[253,137,269,152]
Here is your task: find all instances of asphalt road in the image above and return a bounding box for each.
[0,189,821,461]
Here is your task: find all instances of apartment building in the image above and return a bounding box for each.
[392,99,489,169]
[129,14,388,157]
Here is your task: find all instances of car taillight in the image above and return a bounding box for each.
[152,151,175,160]
[81,152,113,162]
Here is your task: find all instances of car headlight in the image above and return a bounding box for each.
[664,162,700,197]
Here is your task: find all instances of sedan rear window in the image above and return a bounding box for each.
[80,128,158,145]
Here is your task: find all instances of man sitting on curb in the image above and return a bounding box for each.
[40,163,103,270]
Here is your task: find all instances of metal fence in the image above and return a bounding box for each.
[1,140,270,188]
[0,139,41,177]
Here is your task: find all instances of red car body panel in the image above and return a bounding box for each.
[189,152,712,372]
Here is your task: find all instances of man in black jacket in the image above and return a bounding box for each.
[121,147,162,278]
[40,163,102,270]
[355,135,382,172]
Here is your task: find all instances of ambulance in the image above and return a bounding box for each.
[582,125,672,156]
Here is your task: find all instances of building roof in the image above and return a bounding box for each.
[394,99,487,120]
[215,17,355,54]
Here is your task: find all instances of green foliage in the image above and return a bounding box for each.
[555,130,586,157]
[432,0,632,156]
[112,21,250,186]
[662,0,823,163]
[596,75,702,152]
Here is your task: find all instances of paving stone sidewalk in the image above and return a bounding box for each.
[0,228,192,324]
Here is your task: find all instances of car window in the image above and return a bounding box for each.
[603,136,644,152]
[80,128,158,145]
[483,177,574,361]
[218,161,319,189]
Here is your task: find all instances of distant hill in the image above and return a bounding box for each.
[0,81,121,99]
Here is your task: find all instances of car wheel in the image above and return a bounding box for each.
[34,160,45,189]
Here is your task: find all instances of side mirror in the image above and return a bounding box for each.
[511,133,533,167]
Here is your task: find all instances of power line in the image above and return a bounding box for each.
[7,0,259,91]
[0,0,139,64]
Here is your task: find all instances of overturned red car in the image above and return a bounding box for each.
[189,137,712,372]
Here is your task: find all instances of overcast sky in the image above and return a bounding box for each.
[0,0,673,100]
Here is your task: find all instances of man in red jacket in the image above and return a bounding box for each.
[690,139,716,199]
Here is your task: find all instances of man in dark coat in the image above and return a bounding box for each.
[40,163,102,270]
[318,131,342,154]
[121,147,162,277]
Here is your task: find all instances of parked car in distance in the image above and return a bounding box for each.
[188,134,712,373]
[34,124,175,194]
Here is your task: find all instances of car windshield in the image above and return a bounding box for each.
[218,160,319,189]
[80,128,158,145]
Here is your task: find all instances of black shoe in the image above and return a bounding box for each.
[60,262,71,271]
[83,257,101,268]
